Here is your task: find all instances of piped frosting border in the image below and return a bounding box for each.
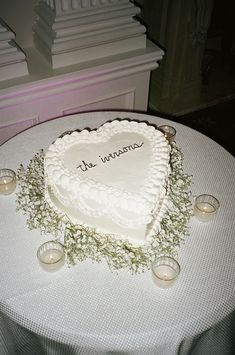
[44,119,171,232]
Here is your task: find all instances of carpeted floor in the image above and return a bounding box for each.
[148,99,235,156]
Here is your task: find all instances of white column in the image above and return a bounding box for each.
[0,20,28,82]
[33,0,148,68]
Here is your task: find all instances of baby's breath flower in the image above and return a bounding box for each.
[16,144,192,274]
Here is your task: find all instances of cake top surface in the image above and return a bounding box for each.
[44,119,170,235]
[62,131,147,194]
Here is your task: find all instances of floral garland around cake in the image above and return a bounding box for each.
[16,143,192,274]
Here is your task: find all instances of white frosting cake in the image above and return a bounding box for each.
[44,119,171,245]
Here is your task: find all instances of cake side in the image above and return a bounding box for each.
[44,119,171,244]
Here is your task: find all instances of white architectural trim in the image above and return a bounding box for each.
[33,0,148,68]
[0,40,163,109]
[0,20,28,81]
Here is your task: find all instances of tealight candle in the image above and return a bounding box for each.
[194,194,220,222]
[0,169,17,195]
[37,241,65,272]
[152,256,180,288]
[158,125,176,143]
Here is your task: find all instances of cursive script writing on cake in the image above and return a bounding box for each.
[77,142,144,172]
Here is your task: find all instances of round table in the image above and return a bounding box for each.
[0,111,235,355]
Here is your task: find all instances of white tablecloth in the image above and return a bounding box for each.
[0,111,235,355]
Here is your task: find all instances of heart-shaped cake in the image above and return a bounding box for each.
[44,119,170,245]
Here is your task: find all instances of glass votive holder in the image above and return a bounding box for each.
[37,241,65,272]
[158,125,176,143]
[0,169,17,195]
[194,194,220,222]
[152,256,180,288]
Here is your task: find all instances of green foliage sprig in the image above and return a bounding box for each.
[16,143,192,274]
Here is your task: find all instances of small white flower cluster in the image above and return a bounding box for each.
[16,144,192,274]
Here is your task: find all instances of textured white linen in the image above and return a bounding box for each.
[0,111,235,355]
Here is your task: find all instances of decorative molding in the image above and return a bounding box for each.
[33,0,148,68]
[0,38,163,143]
[0,19,28,81]
[0,40,163,109]
[42,0,130,14]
